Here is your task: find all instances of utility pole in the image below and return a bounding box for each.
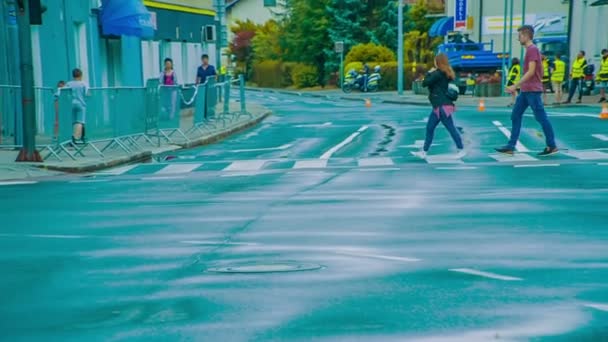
[397,1,404,95]
[213,0,226,77]
[15,0,42,162]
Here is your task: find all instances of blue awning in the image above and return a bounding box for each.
[101,0,154,38]
[429,16,454,37]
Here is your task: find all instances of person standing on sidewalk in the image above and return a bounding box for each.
[196,54,217,85]
[597,49,608,103]
[551,54,566,104]
[66,68,89,145]
[564,51,587,104]
[159,58,179,120]
[495,25,558,156]
[542,55,552,104]
[412,53,465,159]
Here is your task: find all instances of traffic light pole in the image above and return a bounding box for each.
[213,0,225,77]
[15,0,42,162]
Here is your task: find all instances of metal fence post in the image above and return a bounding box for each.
[223,80,230,114]
[239,74,246,115]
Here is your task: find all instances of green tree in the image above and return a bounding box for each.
[252,20,284,63]
[281,0,332,85]
[345,43,396,65]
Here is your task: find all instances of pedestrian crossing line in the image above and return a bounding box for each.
[358,157,394,167]
[592,134,608,142]
[489,153,538,163]
[155,163,203,175]
[141,176,187,181]
[449,268,523,281]
[492,121,530,152]
[0,181,38,186]
[435,166,477,170]
[584,303,608,312]
[224,160,268,171]
[563,150,608,160]
[95,164,139,176]
[513,163,560,168]
[425,154,464,164]
[293,159,328,169]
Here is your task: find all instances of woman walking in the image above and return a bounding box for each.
[412,53,465,159]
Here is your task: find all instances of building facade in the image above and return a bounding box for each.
[444,0,608,71]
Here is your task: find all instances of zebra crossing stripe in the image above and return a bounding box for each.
[563,150,608,160]
[155,163,203,175]
[224,160,268,171]
[96,164,139,176]
[293,160,328,169]
[358,157,394,167]
[489,153,537,162]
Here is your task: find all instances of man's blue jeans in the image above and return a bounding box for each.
[508,91,556,149]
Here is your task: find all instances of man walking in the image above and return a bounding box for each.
[495,25,558,156]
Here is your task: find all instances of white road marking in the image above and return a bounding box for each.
[336,251,421,262]
[564,150,608,160]
[320,125,368,159]
[155,163,202,175]
[0,233,87,239]
[358,168,401,172]
[220,172,264,177]
[69,179,111,184]
[492,121,530,152]
[599,163,608,166]
[295,122,332,128]
[584,303,608,312]
[436,166,477,170]
[95,164,139,176]
[230,144,292,153]
[141,176,187,181]
[490,153,538,162]
[0,181,38,186]
[358,157,394,167]
[179,240,259,246]
[592,134,608,141]
[425,154,464,164]
[293,159,328,169]
[224,160,268,171]
[449,268,523,281]
[514,163,560,168]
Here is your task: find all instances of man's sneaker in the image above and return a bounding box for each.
[495,146,515,155]
[411,151,427,159]
[538,147,559,156]
[599,97,607,103]
[456,149,467,158]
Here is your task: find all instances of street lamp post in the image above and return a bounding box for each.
[501,0,508,96]
[398,1,404,95]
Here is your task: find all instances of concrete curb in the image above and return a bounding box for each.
[35,111,272,174]
[39,151,153,173]
[178,111,272,149]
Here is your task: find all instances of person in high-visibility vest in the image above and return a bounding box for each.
[565,50,587,104]
[551,53,566,104]
[597,48,608,103]
[507,58,521,107]
[542,55,551,104]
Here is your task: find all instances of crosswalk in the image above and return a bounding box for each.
[93,149,608,179]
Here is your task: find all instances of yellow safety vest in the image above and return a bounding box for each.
[598,57,608,81]
[572,58,586,79]
[551,59,566,82]
[466,78,476,86]
[542,60,550,82]
[508,64,521,84]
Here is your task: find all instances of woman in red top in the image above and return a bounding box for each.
[160,58,179,119]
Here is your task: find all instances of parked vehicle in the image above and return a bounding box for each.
[343,66,381,93]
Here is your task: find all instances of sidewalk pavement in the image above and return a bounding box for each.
[0,103,271,181]
[247,87,607,109]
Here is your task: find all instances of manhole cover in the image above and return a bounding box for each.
[207,262,322,274]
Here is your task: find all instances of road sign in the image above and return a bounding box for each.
[454,0,467,31]
[334,41,344,54]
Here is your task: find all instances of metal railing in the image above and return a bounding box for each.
[0,74,251,162]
